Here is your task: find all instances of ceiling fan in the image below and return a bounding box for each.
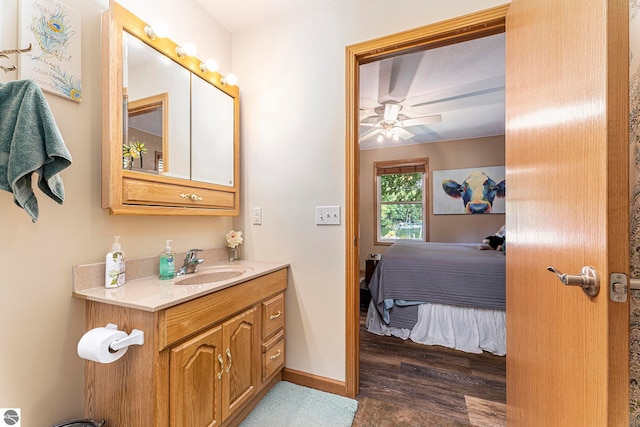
[359,53,442,143]
[359,103,442,143]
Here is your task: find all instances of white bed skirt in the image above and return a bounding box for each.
[366,300,506,356]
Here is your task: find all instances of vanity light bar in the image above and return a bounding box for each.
[141,19,237,88]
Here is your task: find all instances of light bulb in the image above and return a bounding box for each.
[176,42,197,58]
[377,134,384,143]
[222,73,238,86]
[144,21,168,39]
[182,43,197,56]
[200,58,219,73]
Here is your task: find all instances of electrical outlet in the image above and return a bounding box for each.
[316,206,341,225]
[252,207,262,225]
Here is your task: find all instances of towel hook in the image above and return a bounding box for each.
[0,43,32,73]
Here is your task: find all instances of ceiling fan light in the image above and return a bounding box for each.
[377,134,384,143]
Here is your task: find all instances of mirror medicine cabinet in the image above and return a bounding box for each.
[102,1,240,216]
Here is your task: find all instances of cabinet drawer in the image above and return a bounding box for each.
[262,331,285,381]
[123,177,235,209]
[160,269,287,349]
[262,293,285,339]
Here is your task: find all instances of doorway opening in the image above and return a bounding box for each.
[344,5,509,398]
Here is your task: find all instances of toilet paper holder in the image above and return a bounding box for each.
[104,323,144,351]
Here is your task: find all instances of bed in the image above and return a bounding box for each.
[366,240,506,356]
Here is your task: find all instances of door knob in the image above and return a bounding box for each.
[547,266,599,297]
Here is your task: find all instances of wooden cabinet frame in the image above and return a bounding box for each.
[101,1,240,216]
[83,269,287,426]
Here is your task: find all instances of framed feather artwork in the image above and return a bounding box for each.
[19,0,82,103]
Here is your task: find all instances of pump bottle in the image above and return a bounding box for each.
[159,239,175,280]
[105,236,126,288]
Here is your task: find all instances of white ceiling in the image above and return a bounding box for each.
[195,0,329,33]
[191,3,506,150]
[359,33,505,150]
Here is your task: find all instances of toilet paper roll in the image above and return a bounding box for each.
[77,326,129,363]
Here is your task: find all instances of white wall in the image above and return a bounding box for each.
[233,0,508,381]
[0,1,233,425]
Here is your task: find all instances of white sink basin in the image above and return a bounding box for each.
[174,265,253,286]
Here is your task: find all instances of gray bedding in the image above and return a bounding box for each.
[368,241,506,329]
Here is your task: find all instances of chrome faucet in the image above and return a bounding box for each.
[176,249,203,276]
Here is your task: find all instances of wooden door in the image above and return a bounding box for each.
[505,0,629,425]
[170,325,223,427]
[221,307,257,420]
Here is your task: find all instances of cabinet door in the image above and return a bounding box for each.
[170,325,224,427]
[221,307,257,420]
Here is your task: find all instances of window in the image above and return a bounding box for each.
[374,159,428,245]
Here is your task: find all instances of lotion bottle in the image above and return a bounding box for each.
[159,239,175,280]
[105,236,126,288]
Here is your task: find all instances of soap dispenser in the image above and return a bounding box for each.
[159,239,175,280]
[105,236,126,288]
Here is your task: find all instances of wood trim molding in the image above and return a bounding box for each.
[605,0,630,423]
[282,368,347,397]
[344,3,509,398]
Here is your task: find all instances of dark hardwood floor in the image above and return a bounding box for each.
[353,311,506,426]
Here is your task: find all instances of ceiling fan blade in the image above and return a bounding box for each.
[377,52,423,104]
[359,128,382,142]
[402,114,442,127]
[359,108,379,122]
[360,97,380,110]
[394,127,416,140]
[407,76,505,108]
[383,103,401,121]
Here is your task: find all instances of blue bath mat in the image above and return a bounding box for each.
[240,381,358,427]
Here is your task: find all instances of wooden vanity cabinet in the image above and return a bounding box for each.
[83,268,287,427]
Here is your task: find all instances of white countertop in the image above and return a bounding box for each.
[72,260,289,312]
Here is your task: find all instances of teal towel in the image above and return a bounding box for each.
[0,80,72,222]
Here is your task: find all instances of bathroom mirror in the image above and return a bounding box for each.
[125,92,169,174]
[102,1,240,216]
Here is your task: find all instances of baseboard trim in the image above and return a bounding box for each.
[282,368,348,397]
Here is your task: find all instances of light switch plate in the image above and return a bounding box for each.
[316,206,341,225]
[252,207,262,225]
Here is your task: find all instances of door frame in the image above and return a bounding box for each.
[344,4,510,397]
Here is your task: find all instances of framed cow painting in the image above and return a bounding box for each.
[433,166,505,214]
